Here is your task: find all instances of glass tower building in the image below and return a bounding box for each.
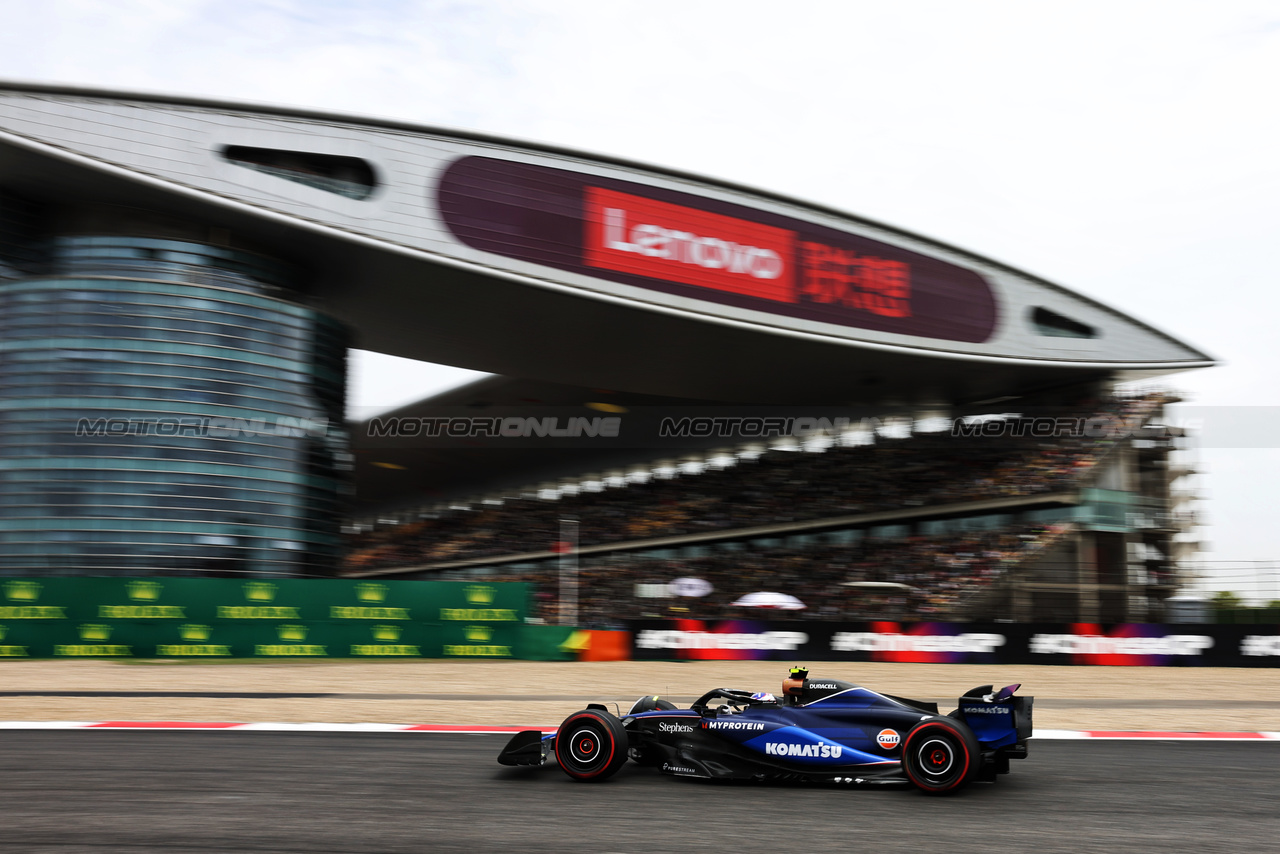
[0,196,350,577]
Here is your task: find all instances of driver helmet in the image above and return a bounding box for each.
[750,691,776,703]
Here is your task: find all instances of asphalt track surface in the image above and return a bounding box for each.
[2,733,1278,853]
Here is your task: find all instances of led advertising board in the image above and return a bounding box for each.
[438,157,997,343]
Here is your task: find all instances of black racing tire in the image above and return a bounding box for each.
[554,709,629,782]
[902,717,980,795]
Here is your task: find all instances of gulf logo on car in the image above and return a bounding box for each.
[876,728,901,749]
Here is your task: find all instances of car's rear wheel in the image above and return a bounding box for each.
[902,718,980,795]
[553,709,629,782]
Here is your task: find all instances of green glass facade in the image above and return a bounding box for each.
[0,199,350,577]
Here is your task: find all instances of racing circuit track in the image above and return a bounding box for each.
[2,733,1278,853]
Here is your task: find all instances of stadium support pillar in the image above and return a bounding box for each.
[1122,531,1150,622]
[1078,531,1101,623]
[559,516,579,626]
[1012,579,1032,622]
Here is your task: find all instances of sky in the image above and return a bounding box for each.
[1,0,1277,598]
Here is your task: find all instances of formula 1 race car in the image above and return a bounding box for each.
[498,667,1032,794]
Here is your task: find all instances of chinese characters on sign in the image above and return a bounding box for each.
[798,241,910,318]
[584,187,913,319]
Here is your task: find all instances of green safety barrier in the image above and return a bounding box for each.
[0,577,531,659]
[516,624,579,661]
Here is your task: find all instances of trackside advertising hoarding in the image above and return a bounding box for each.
[628,620,1280,667]
[0,578,527,659]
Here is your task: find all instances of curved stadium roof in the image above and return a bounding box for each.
[0,81,1213,409]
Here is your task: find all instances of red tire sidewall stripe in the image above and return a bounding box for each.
[556,713,616,779]
[904,722,970,792]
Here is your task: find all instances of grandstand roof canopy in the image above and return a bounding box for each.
[350,373,747,512]
[1,83,1217,513]
[0,81,1213,411]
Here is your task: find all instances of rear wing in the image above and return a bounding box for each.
[953,684,1033,749]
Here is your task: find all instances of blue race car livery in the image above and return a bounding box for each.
[498,666,1032,794]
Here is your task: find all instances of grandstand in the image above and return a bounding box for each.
[348,391,1193,622]
[0,82,1211,623]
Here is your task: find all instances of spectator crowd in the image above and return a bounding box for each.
[342,393,1163,622]
[493,523,1071,626]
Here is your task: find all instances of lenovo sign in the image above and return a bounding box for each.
[438,157,996,342]
[585,188,794,301]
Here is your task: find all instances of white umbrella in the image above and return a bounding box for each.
[669,577,713,597]
[731,591,806,610]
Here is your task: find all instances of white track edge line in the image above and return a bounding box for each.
[0,722,1276,739]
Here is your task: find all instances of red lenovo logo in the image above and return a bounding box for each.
[583,187,910,318]
[584,187,796,303]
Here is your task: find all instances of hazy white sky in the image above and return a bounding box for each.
[3,1,1277,595]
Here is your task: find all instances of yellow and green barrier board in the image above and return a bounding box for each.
[0,577,531,659]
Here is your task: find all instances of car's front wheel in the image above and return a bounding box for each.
[553,709,629,782]
[901,717,980,795]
